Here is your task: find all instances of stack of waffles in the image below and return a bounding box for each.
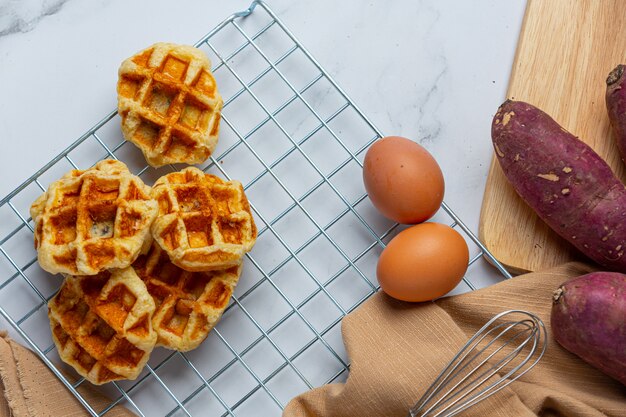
[135,166,256,354]
[29,44,257,385]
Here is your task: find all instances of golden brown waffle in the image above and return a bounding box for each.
[133,243,240,351]
[30,160,158,276]
[117,42,223,167]
[48,267,157,385]
[150,167,257,271]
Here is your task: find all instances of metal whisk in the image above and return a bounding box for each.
[409,310,547,417]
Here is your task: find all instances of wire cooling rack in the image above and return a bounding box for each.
[0,1,512,416]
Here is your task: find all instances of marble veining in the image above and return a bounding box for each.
[0,1,528,414]
[0,0,70,36]
[415,57,448,144]
[0,0,527,266]
[0,0,527,263]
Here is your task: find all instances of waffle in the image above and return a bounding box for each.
[117,42,223,167]
[48,267,157,385]
[150,167,257,271]
[30,160,158,276]
[133,243,240,351]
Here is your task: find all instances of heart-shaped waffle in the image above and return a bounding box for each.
[134,243,240,351]
[30,160,158,276]
[48,267,157,385]
[150,167,257,271]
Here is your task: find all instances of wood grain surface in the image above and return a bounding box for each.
[479,0,626,274]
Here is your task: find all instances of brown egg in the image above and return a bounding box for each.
[377,222,469,302]
[363,136,444,224]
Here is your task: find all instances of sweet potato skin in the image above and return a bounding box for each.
[606,64,626,164]
[551,272,626,386]
[492,100,626,272]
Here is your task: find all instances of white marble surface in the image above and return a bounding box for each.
[0,0,527,415]
[0,0,526,224]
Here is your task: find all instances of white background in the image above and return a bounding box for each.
[0,1,527,415]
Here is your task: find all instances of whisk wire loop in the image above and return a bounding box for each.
[409,310,547,417]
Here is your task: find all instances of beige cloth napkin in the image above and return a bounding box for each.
[0,331,134,417]
[283,262,626,417]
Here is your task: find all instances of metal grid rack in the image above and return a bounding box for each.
[0,1,512,416]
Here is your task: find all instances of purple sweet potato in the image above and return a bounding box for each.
[606,64,626,164]
[492,100,626,272]
[551,272,626,386]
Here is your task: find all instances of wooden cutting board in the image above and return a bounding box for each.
[479,0,626,274]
